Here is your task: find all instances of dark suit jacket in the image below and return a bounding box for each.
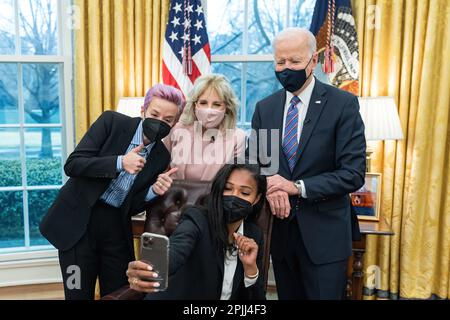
[39,111,171,254]
[248,78,366,265]
[145,207,266,300]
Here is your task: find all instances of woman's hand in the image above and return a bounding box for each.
[152,167,179,196]
[126,260,161,293]
[233,233,259,277]
[122,144,146,175]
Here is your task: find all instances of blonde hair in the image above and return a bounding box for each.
[180,73,239,131]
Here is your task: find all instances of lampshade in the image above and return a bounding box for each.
[117,97,145,117]
[358,96,404,141]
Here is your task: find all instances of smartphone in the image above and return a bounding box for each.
[140,232,169,291]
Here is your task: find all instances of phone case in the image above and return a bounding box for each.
[140,232,169,291]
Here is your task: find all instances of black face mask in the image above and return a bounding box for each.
[142,117,171,144]
[222,195,254,223]
[275,56,313,93]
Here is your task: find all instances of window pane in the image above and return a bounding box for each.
[0,0,15,54]
[248,0,287,54]
[0,63,19,124]
[0,128,21,187]
[25,127,63,186]
[208,0,244,55]
[288,0,316,28]
[23,63,61,124]
[0,191,24,249]
[245,61,281,122]
[19,0,58,55]
[212,62,242,100]
[28,189,58,246]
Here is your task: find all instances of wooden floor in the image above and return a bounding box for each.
[0,282,278,300]
[0,282,64,300]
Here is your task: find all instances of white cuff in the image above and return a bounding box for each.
[244,270,259,287]
[300,180,307,198]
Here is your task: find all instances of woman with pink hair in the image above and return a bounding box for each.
[40,83,185,299]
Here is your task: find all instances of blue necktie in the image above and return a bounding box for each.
[283,96,301,171]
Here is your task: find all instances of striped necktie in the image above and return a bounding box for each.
[282,96,301,171]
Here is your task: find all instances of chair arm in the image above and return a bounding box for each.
[101,285,145,300]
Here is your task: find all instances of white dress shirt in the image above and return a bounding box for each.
[220,222,258,300]
[281,76,316,198]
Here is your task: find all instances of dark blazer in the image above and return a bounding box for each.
[145,207,266,300]
[248,78,366,264]
[39,111,171,254]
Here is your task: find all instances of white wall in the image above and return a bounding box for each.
[0,250,62,287]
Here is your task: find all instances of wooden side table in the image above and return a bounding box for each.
[346,216,394,300]
[131,212,146,259]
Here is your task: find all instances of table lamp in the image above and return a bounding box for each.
[117,97,145,117]
[358,96,404,172]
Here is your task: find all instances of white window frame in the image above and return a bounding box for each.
[205,0,281,129]
[0,0,73,274]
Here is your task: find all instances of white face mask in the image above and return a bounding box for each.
[195,108,226,129]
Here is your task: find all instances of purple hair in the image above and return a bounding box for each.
[143,84,185,115]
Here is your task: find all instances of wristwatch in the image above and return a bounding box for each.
[294,180,303,197]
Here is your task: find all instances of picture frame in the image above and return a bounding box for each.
[350,173,382,221]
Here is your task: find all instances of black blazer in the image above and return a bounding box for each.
[39,111,171,254]
[248,78,366,264]
[145,207,266,300]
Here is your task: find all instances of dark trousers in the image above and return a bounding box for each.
[58,201,132,300]
[272,219,348,300]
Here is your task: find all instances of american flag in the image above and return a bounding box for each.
[162,0,211,96]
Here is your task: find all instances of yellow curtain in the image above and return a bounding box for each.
[74,0,170,143]
[352,0,450,299]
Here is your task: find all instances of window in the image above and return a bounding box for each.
[206,0,316,130]
[0,0,73,252]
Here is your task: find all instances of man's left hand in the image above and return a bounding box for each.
[267,174,299,196]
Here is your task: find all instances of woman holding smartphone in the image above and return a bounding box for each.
[126,163,267,300]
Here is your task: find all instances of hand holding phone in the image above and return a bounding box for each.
[126,260,161,293]
[139,232,169,291]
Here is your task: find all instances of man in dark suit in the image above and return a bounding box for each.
[247,28,366,299]
[40,84,184,299]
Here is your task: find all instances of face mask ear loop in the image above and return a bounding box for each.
[305,55,314,80]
